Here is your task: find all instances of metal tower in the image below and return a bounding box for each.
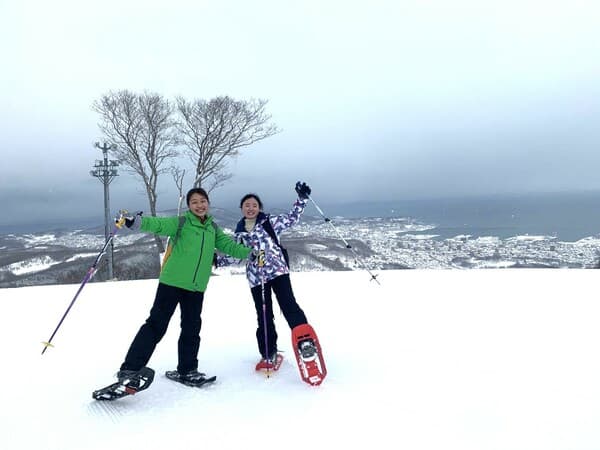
[90,142,119,279]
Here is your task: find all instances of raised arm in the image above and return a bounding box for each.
[270,181,311,235]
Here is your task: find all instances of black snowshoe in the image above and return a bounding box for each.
[165,369,216,387]
[92,367,155,401]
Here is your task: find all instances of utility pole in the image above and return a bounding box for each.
[90,142,119,280]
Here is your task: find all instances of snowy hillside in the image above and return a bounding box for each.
[1,270,600,450]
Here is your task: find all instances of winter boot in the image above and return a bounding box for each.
[255,352,283,371]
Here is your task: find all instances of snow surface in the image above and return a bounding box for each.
[1,256,62,275]
[1,269,600,450]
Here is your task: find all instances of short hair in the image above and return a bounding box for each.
[186,187,210,205]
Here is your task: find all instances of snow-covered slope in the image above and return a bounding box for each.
[1,270,599,450]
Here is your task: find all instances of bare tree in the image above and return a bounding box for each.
[170,167,186,215]
[93,90,179,253]
[175,96,279,191]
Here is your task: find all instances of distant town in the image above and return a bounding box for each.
[2,214,600,288]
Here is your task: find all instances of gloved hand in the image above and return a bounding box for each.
[116,211,143,230]
[295,181,311,199]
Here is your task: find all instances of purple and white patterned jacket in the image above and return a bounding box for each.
[218,198,307,288]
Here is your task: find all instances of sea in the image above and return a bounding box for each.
[314,190,600,242]
[2,190,600,242]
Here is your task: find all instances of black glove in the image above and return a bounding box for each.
[295,181,311,199]
[116,211,143,229]
[126,211,143,229]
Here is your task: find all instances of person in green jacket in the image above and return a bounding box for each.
[114,187,253,389]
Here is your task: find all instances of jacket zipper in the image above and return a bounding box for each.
[192,232,205,284]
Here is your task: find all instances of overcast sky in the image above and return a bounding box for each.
[1,0,599,227]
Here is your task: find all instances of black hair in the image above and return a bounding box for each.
[186,187,210,206]
[239,193,263,209]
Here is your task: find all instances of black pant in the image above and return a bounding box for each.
[250,274,307,358]
[121,283,204,374]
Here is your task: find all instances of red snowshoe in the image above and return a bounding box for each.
[291,324,327,386]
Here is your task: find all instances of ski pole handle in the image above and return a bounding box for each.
[257,250,266,268]
[114,209,128,229]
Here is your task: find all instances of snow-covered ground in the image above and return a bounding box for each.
[1,269,600,450]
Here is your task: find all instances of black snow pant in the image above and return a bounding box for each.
[250,274,307,359]
[120,282,204,374]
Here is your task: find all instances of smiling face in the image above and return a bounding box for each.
[188,193,209,219]
[241,197,261,219]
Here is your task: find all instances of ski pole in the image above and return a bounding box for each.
[257,249,271,375]
[41,210,128,355]
[307,196,380,284]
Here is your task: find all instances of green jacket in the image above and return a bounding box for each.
[141,211,252,292]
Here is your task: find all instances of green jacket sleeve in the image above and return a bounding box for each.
[140,216,180,237]
[215,226,252,259]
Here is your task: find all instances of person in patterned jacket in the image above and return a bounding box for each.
[218,181,315,370]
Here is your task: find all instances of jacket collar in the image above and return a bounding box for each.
[186,210,213,228]
[235,212,267,233]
